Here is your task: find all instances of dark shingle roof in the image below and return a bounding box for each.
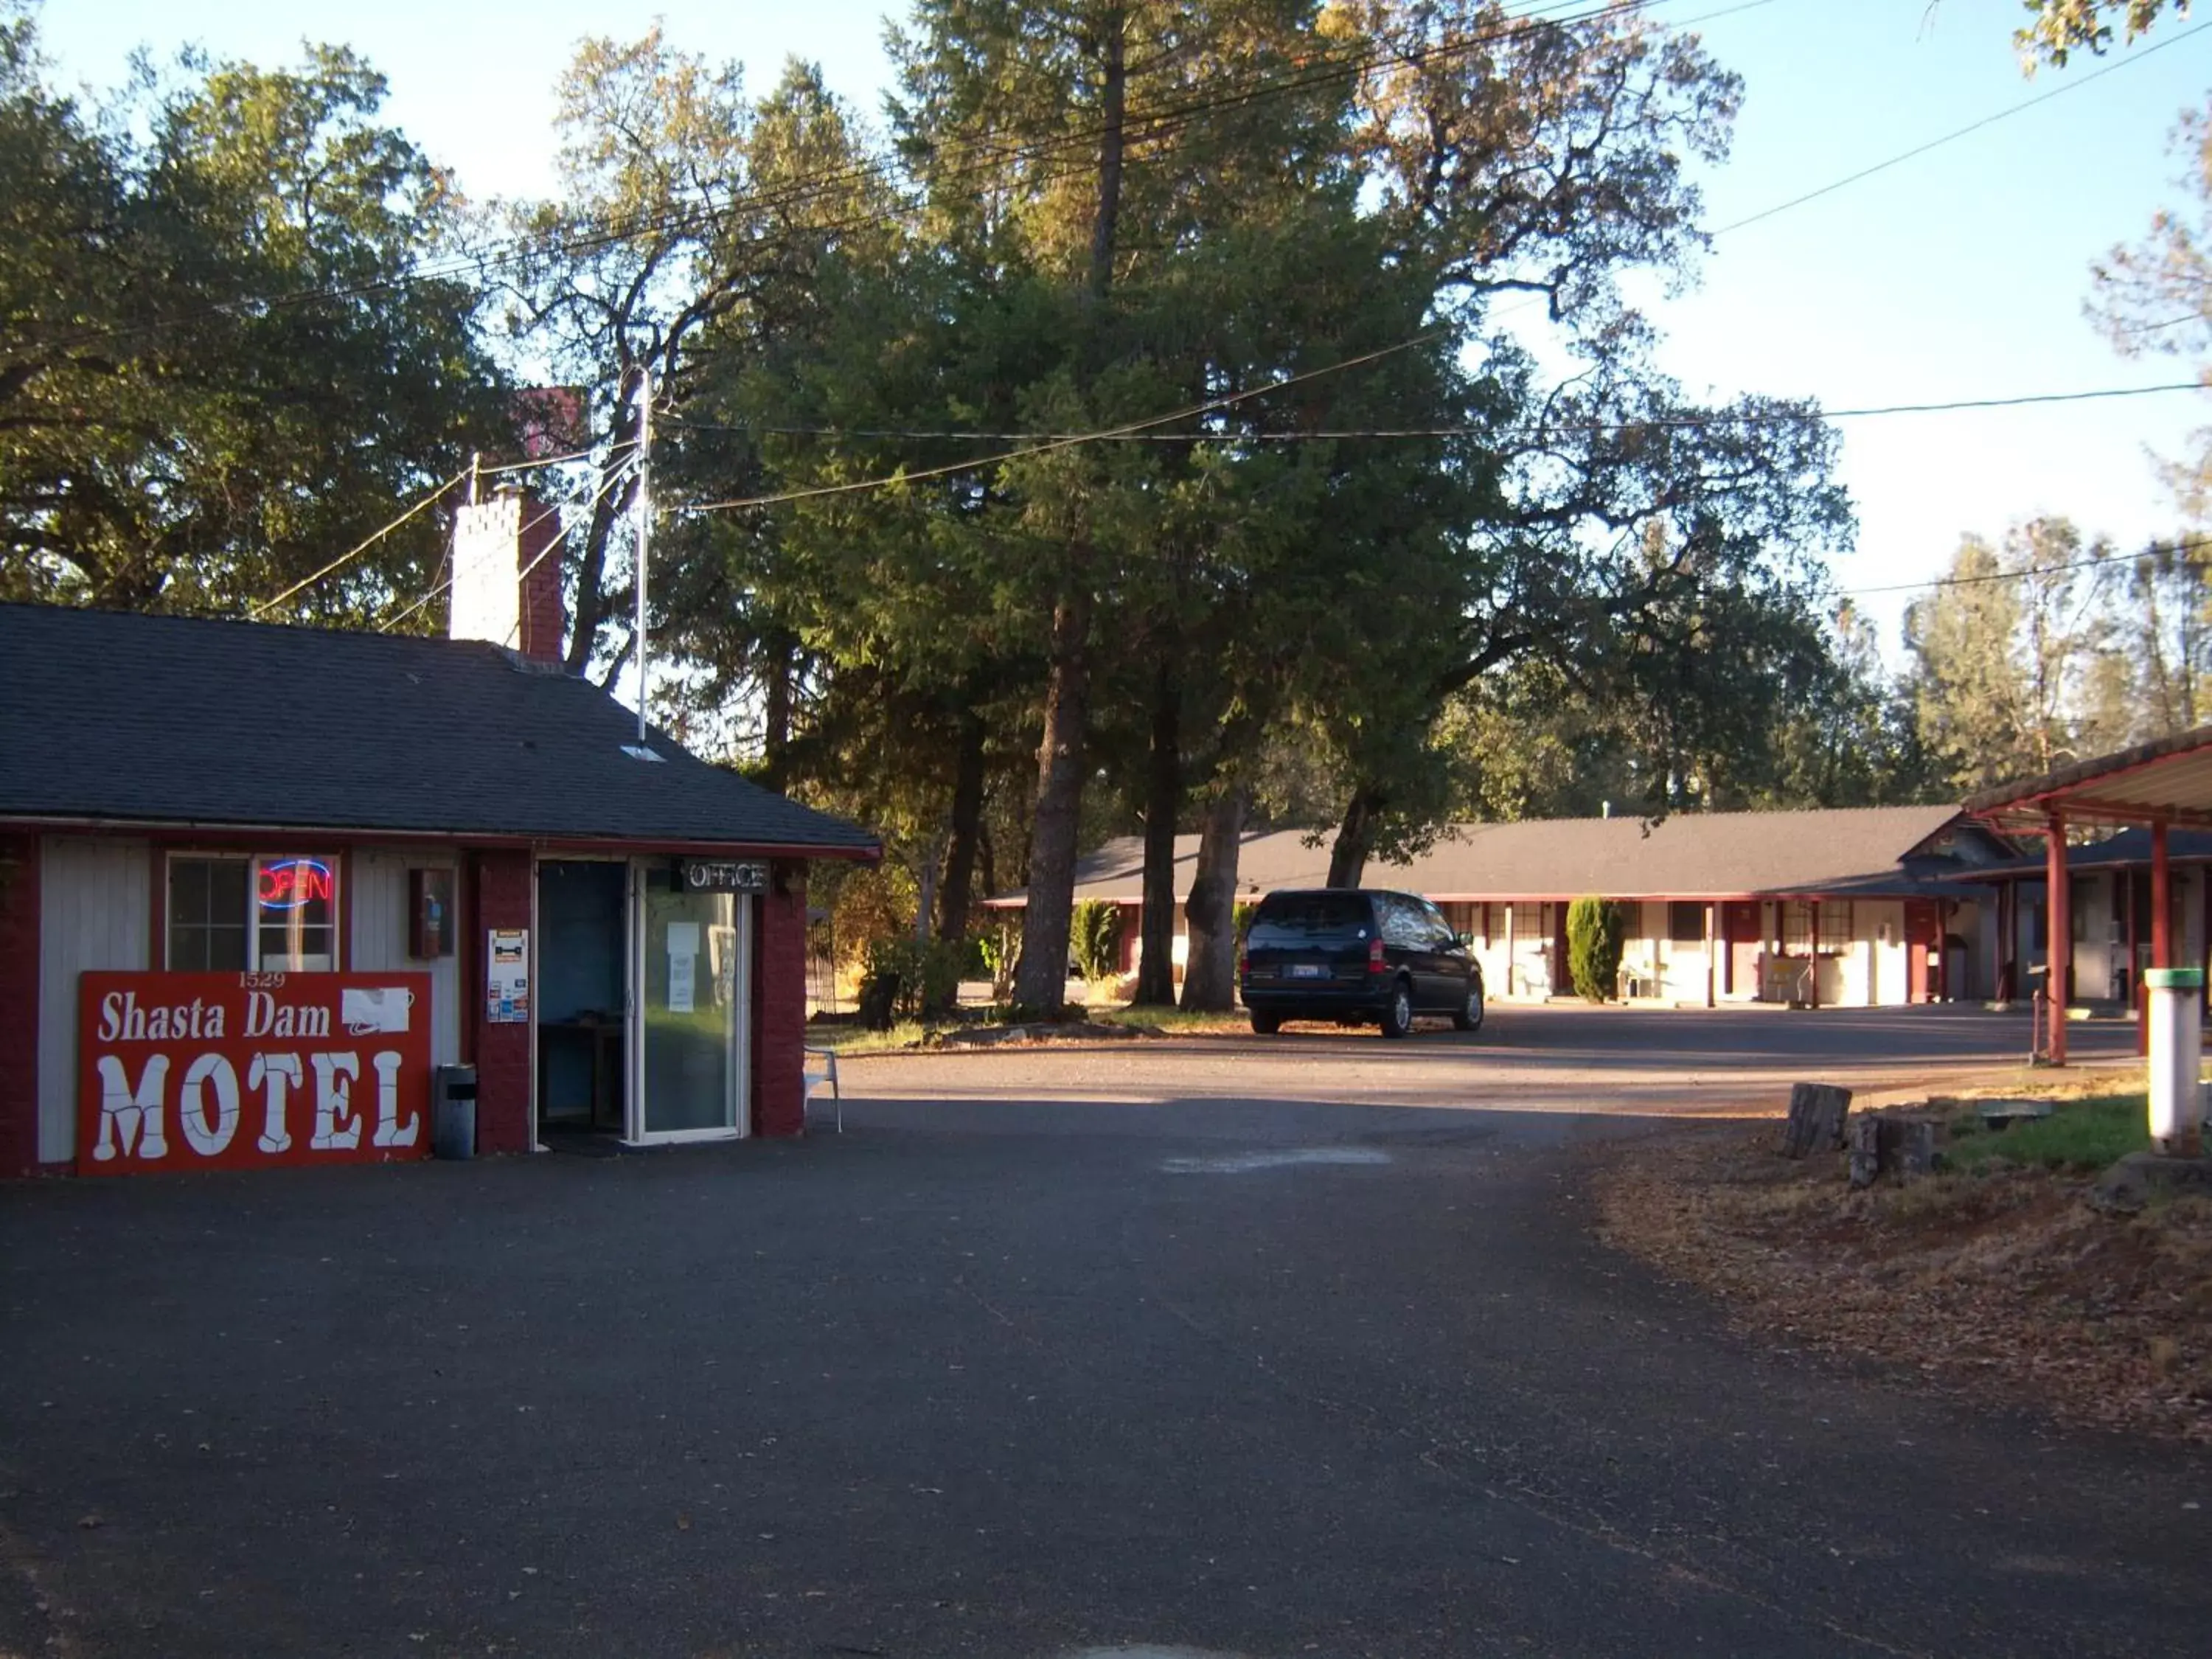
[992,805,1993,905]
[0,603,877,855]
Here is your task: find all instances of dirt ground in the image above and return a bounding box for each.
[1590,1117,2212,1443]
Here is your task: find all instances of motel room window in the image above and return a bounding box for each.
[1781,902,1814,953]
[167,854,338,972]
[1667,902,1705,945]
[1818,902,1852,954]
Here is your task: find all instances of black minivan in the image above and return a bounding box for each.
[1239,888,1485,1038]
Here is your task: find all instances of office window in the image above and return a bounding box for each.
[1818,902,1852,953]
[167,854,338,972]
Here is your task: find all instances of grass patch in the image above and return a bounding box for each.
[805,1020,933,1056]
[1948,1093,2150,1173]
[1095,1004,1250,1034]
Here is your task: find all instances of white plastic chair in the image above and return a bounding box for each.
[802,1045,841,1133]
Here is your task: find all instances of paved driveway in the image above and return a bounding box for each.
[2,1007,2199,1659]
[844,1003,2142,1116]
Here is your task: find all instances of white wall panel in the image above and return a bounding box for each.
[38,836,150,1163]
[349,849,462,1066]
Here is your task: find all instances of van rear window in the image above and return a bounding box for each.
[1250,893,1368,938]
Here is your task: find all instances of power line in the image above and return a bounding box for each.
[378,455,641,636]
[675,330,1453,515]
[1840,534,2212,599]
[24,0,1727,358]
[246,467,467,618]
[1713,15,2212,234]
[664,378,2204,446]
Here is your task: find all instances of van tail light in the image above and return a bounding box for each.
[1237,947,1249,978]
[1368,937,1386,974]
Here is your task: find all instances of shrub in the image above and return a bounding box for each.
[976,917,1020,998]
[1070,900,1124,981]
[861,935,966,1020]
[1566,896,1626,1002]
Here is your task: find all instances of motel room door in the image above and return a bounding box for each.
[627,863,754,1143]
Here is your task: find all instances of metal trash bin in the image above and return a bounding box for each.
[433,1064,478,1161]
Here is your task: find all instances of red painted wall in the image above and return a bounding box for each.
[753,866,807,1138]
[470,847,535,1154]
[0,832,41,1176]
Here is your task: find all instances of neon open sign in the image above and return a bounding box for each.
[258,858,333,911]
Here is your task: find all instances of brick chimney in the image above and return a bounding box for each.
[449,483,566,666]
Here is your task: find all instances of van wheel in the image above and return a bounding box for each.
[1453,978,1485,1034]
[1251,1011,1282,1034]
[1380,981,1413,1039]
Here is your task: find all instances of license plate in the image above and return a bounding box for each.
[1287,964,1327,979]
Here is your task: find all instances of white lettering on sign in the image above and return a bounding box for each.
[370,1051,417,1148]
[248,1053,302,1154]
[309,1053,363,1151]
[97,992,226,1043]
[177,1053,241,1158]
[91,1054,171,1162]
[79,972,434,1175]
[245,992,331,1040]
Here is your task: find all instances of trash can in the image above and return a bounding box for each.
[433,1064,478,1161]
[2145,967,2205,1156]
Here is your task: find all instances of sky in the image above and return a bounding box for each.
[35,0,2212,660]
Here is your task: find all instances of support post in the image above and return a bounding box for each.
[2048,810,2070,1067]
[1808,901,1822,1009]
[1705,902,1717,1008]
[1503,903,1516,1000]
[2153,820,2172,970]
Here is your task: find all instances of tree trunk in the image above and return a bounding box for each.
[936,705,988,945]
[1088,16,1127,305]
[760,629,796,790]
[1180,787,1246,1012]
[1133,670,1183,1006]
[1326,785,1383,888]
[1013,594,1093,1012]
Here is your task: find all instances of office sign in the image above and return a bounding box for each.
[681,858,768,894]
[77,971,434,1175]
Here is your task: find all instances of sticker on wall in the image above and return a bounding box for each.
[487,928,530,1024]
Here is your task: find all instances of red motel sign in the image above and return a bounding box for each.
[77,971,434,1175]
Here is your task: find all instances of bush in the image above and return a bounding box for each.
[1070,900,1124,981]
[976,917,1020,996]
[860,935,966,1020]
[1566,896,1626,1003]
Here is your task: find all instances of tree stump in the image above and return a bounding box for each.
[1779,1082,1852,1159]
[1848,1113,1884,1189]
[1848,1110,1943,1188]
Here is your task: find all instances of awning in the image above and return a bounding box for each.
[1961,726,2212,831]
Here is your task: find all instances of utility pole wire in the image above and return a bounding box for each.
[1714,15,2212,234]
[247,468,467,618]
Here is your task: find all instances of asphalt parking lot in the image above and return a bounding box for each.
[1,1006,2198,1659]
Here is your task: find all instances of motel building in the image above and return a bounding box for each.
[0,493,877,1178]
[995,805,2019,1007]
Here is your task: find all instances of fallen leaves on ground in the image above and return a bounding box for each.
[1590,1123,2212,1442]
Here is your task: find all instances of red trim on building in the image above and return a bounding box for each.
[0,831,42,1177]
[751,866,807,1138]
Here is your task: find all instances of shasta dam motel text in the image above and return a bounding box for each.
[0,527,878,1178]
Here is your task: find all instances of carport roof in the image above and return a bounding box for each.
[990,804,1998,907]
[1962,724,2212,831]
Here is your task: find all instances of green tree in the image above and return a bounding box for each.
[0,10,505,616]
[1566,897,1625,1004]
[1070,899,1124,983]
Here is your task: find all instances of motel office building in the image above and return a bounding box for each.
[0,541,875,1178]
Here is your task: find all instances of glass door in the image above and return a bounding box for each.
[630,863,751,1141]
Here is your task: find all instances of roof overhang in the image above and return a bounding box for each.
[1962,725,2212,832]
[0,813,881,864]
